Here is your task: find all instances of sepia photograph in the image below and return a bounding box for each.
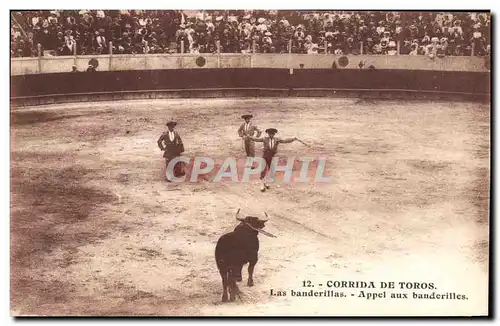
[9,8,491,317]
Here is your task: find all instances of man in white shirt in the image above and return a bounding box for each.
[95,31,106,53]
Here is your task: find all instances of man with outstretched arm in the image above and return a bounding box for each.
[245,128,297,192]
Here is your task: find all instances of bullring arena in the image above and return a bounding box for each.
[10,8,491,318]
[11,96,489,316]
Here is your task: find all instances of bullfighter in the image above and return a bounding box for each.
[157,121,185,182]
[238,114,262,167]
[245,128,297,192]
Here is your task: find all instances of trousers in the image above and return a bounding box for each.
[260,154,274,180]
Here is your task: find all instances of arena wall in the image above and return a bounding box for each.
[10,68,490,107]
[10,54,490,75]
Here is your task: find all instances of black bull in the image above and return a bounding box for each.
[214,211,271,302]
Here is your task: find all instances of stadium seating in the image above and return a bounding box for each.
[10,10,491,57]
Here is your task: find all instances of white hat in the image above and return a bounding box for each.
[258,17,265,24]
[265,31,272,36]
[431,37,439,43]
[216,16,223,22]
[243,14,251,20]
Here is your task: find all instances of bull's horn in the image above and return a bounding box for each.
[261,212,269,222]
[236,208,244,221]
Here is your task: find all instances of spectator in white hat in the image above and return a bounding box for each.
[257,20,268,32]
[263,32,273,45]
[304,35,318,54]
[279,17,290,28]
[294,25,305,40]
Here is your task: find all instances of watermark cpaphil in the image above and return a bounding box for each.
[165,156,333,185]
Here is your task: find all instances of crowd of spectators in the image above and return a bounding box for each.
[11,10,491,57]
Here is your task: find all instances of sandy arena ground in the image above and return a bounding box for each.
[10,98,490,316]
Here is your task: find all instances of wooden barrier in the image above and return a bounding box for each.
[10,68,490,107]
[10,53,491,75]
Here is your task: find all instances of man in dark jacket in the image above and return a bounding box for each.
[157,121,185,181]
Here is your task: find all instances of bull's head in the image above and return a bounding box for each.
[235,209,276,237]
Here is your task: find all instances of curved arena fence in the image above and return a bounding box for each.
[10,54,491,107]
